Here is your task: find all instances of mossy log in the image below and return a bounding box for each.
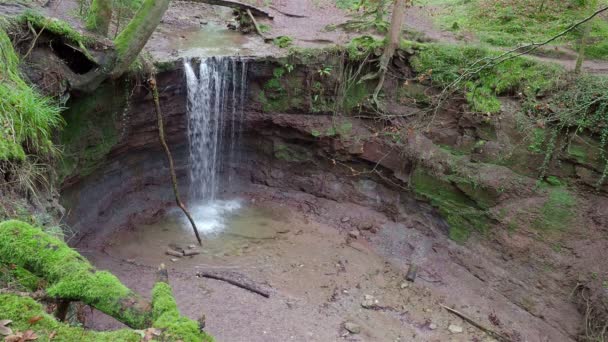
[0,220,213,341]
[0,220,152,328]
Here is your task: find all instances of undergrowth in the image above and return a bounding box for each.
[0,26,63,162]
[410,43,563,113]
[421,0,608,59]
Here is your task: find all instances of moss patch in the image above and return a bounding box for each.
[533,186,576,231]
[411,168,491,242]
[152,282,213,342]
[59,83,125,181]
[0,294,142,342]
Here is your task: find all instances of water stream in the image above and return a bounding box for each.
[184,56,248,234]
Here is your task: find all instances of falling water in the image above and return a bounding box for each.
[183,57,248,233]
[184,56,248,202]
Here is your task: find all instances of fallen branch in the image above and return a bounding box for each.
[440,304,512,342]
[143,57,202,246]
[197,271,270,298]
[270,5,308,18]
[246,9,267,40]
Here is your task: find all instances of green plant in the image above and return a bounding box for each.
[317,65,333,77]
[273,36,293,48]
[0,27,63,162]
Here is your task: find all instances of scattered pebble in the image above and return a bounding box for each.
[359,222,373,230]
[448,324,464,334]
[428,323,437,330]
[400,282,409,289]
[341,216,351,223]
[344,322,361,334]
[170,258,179,262]
[361,295,378,309]
[348,230,360,239]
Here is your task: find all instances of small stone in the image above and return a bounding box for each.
[348,230,360,239]
[400,282,409,289]
[361,295,378,308]
[359,222,374,230]
[429,323,437,330]
[344,322,361,334]
[341,216,351,223]
[188,245,196,249]
[448,324,463,334]
[370,227,379,234]
[170,258,179,262]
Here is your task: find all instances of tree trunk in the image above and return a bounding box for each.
[86,0,113,36]
[373,0,408,101]
[111,0,171,78]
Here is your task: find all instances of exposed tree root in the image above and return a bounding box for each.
[143,57,202,246]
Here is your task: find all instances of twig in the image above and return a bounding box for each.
[198,271,270,298]
[23,21,45,60]
[440,304,512,342]
[143,57,202,246]
[246,9,267,40]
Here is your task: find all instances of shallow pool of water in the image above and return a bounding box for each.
[170,22,265,57]
[105,200,291,265]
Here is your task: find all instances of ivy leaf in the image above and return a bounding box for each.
[0,320,12,336]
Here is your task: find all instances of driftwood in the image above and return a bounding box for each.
[181,0,273,19]
[183,250,201,257]
[440,304,512,342]
[197,271,270,298]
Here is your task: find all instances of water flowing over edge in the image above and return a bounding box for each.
[183,56,248,233]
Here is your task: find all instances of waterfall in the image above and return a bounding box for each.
[184,56,248,203]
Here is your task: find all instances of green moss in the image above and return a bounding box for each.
[0,294,142,342]
[152,282,213,342]
[18,11,93,45]
[533,186,576,231]
[274,143,312,162]
[59,83,124,180]
[0,220,151,328]
[411,168,490,242]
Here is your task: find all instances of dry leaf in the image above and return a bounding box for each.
[48,331,56,340]
[22,330,38,341]
[0,320,12,336]
[4,335,21,342]
[27,317,42,325]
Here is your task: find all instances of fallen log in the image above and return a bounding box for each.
[180,0,273,19]
[183,250,201,257]
[197,271,270,298]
